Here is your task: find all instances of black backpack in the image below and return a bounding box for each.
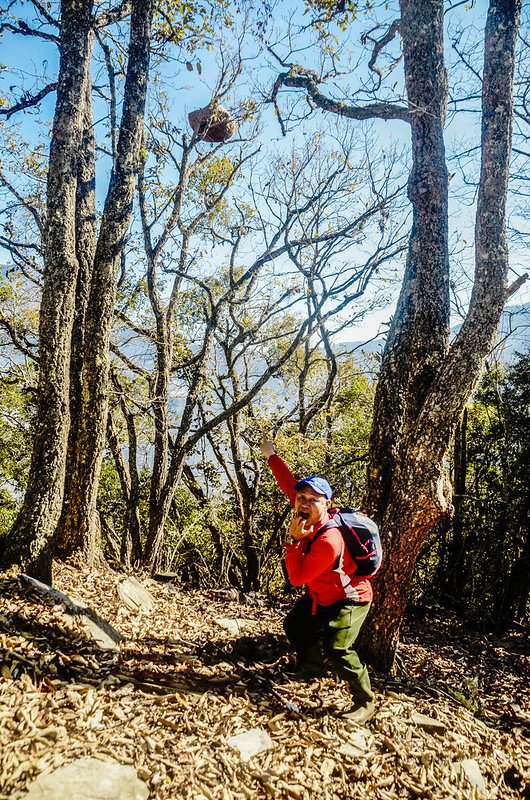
[307,508,382,578]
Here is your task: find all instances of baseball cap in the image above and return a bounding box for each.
[294,475,332,499]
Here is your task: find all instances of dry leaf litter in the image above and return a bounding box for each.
[1,562,529,799]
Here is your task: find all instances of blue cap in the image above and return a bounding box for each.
[294,475,332,499]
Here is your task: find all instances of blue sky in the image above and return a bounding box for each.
[1,0,528,344]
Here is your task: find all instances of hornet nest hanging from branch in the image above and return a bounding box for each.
[188,103,238,143]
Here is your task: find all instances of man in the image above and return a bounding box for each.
[260,437,375,724]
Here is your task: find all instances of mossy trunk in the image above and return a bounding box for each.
[361,0,521,671]
[56,0,154,565]
[0,0,94,582]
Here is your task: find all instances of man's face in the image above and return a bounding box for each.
[294,486,331,526]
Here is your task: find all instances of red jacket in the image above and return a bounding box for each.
[268,454,373,607]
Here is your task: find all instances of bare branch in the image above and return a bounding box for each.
[0,167,44,234]
[109,341,151,379]
[0,317,38,362]
[505,271,528,300]
[269,65,411,125]
[96,0,132,28]
[0,234,41,255]
[95,32,118,160]
[0,82,58,120]
[0,20,58,43]
[29,0,59,27]
[361,19,402,79]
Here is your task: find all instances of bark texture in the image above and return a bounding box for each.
[55,74,97,561]
[56,0,154,563]
[360,0,522,670]
[0,0,94,582]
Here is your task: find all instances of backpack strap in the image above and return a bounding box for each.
[305,514,344,569]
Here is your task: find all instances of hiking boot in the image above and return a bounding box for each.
[342,699,375,724]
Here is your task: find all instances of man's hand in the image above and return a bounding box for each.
[288,514,313,541]
[260,436,275,459]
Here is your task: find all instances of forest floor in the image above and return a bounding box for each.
[1,562,529,800]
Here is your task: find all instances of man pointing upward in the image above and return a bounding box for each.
[260,436,375,724]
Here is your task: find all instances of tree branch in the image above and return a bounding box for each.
[0,20,58,43]
[0,82,58,120]
[29,0,60,27]
[505,272,528,301]
[96,0,132,28]
[270,65,410,125]
[0,318,38,362]
[361,19,402,78]
[0,167,44,234]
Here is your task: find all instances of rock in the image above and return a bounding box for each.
[460,759,486,793]
[213,617,252,635]
[226,728,274,761]
[116,577,155,613]
[76,615,123,652]
[152,572,179,582]
[20,757,149,799]
[339,727,372,758]
[411,712,447,733]
[20,574,124,652]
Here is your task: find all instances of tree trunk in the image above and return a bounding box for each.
[365,0,449,524]
[361,0,522,671]
[146,490,177,574]
[55,72,97,561]
[0,0,94,582]
[106,406,143,567]
[444,408,468,603]
[56,0,154,563]
[148,321,171,566]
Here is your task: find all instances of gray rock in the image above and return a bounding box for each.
[460,758,486,793]
[213,617,252,635]
[411,712,447,733]
[226,728,274,761]
[20,575,124,652]
[20,758,149,800]
[152,572,179,582]
[116,577,155,613]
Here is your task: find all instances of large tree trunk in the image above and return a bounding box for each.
[0,0,94,582]
[55,74,97,561]
[56,0,154,564]
[365,0,449,523]
[361,0,522,670]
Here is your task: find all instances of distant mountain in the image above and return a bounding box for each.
[490,303,530,362]
[338,303,529,364]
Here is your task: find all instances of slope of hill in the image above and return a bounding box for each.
[1,563,529,799]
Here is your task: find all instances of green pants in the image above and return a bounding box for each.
[283,593,372,701]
